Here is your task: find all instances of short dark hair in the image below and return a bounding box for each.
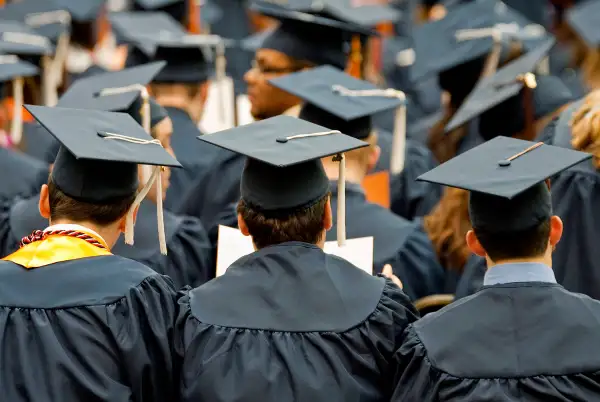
[237,193,330,249]
[48,175,137,226]
[473,219,551,262]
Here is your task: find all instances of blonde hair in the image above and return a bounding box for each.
[570,90,600,168]
[423,187,472,271]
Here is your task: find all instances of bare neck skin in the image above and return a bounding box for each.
[321,159,366,186]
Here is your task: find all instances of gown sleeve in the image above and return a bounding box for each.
[0,198,19,258]
[391,326,442,402]
[107,274,180,402]
[454,254,486,300]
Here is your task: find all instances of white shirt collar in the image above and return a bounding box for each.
[44,224,107,246]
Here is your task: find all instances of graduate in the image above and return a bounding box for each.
[122,25,230,211]
[175,115,418,402]
[411,0,551,162]
[541,92,600,300]
[1,66,215,288]
[0,105,181,401]
[393,137,599,401]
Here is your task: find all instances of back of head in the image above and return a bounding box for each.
[570,89,600,169]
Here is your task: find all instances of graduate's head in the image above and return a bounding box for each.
[196,115,367,250]
[28,105,180,249]
[242,4,375,120]
[418,137,591,267]
[569,92,600,169]
[567,0,600,89]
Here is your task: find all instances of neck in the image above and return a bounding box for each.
[486,253,552,269]
[322,160,366,186]
[48,219,119,250]
[155,94,202,124]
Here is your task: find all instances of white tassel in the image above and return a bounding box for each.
[156,168,167,255]
[10,77,23,145]
[390,97,406,175]
[215,41,227,127]
[334,153,346,247]
[50,31,70,89]
[125,165,167,255]
[41,55,57,106]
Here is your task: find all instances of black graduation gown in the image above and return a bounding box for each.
[164,106,223,211]
[326,182,446,300]
[20,122,60,164]
[113,199,215,288]
[0,147,48,202]
[1,195,215,288]
[453,254,486,300]
[175,242,419,402]
[393,283,600,401]
[0,254,179,401]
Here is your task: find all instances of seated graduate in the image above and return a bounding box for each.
[175,116,419,402]
[1,69,214,288]
[0,105,181,402]
[411,0,551,163]
[541,92,600,299]
[268,65,445,299]
[393,136,599,401]
[424,40,576,298]
[120,22,229,211]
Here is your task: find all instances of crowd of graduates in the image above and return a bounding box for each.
[2,0,600,400]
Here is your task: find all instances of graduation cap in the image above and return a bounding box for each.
[269,65,407,174]
[566,0,600,48]
[25,105,181,254]
[410,0,550,83]
[197,115,368,245]
[109,11,186,46]
[58,61,166,133]
[417,136,591,233]
[50,0,106,23]
[0,55,39,145]
[0,0,71,42]
[446,39,575,139]
[132,0,223,26]
[251,0,402,26]
[244,2,377,69]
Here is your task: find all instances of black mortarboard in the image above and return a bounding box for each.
[410,0,550,82]
[122,31,225,83]
[270,65,408,174]
[0,21,54,56]
[109,11,186,46]
[270,65,402,138]
[58,61,166,112]
[566,0,600,48]
[132,0,223,25]
[51,0,106,22]
[417,136,591,233]
[245,2,376,69]
[251,0,401,26]
[446,39,574,138]
[0,0,71,42]
[198,115,366,245]
[25,105,181,252]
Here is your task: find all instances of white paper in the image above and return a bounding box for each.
[216,225,373,276]
[199,82,255,133]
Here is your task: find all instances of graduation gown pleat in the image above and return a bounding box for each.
[392,283,600,401]
[175,242,419,402]
[113,199,215,288]
[0,248,179,401]
[326,182,446,300]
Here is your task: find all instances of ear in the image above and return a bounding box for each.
[323,197,333,231]
[117,205,139,234]
[466,229,487,257]
[39,184,51,220]
[238,213,251,236]
[549,215,563,249]
[367,145,381,173]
